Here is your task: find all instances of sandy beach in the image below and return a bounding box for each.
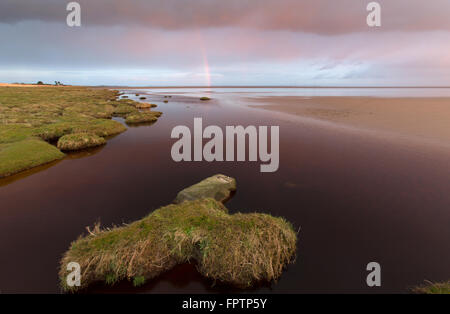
[0,83,41,87]
[248,96,450,146]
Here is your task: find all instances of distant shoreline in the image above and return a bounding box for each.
[98,85,450,89]
[3,83,450,89]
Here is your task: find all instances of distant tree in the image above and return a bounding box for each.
[37,81,44,85]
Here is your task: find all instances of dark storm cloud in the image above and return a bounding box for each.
[1,0,450,34]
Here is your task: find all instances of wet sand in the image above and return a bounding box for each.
[248,97,450,146]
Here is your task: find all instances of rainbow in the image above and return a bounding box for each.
[196,31,211,87]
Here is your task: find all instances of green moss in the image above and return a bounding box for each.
[133,276,146,287]
[57,133,106,151]
[0,139,65,178]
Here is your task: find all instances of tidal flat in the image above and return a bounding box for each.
[0,87,449,293]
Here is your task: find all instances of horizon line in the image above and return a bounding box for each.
[92,85,450,89]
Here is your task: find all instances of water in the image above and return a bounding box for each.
[122,87,450,98]
[0,88,449,293]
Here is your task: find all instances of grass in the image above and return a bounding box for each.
[135,102,157,109]
[0,139,65,178]
[0,86,161,177]
[57,133,106,151]
[113,104,138,116]
[125,111,162,125]
[133,276,146,287]
[59,197,297,292]
[413,281,450,294]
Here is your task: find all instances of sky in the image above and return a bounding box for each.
[1,0,450,86]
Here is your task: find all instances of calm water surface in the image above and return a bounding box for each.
[0,88,449,293]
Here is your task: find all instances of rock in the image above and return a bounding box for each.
[173,174,237,204]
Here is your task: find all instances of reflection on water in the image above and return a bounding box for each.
[123,87,450,98]
[0,88,449,293]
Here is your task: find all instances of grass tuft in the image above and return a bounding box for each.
[125,111,162,125]
[135,102,157,109]
[412,281,450,294]
[59,196,297,292]
[57,133,106,151]
[133,276,146,287]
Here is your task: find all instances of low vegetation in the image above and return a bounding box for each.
[135,102,157,109]
[125,111,162,124]
[200,97,211,101]
[113,104,138,116]
[57,133,106,151]
[0,86,162,178]
[0,139,64,177]
[59,175,297,292]
[413,281,450,294]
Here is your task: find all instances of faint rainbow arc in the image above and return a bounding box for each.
[196,31,211,87]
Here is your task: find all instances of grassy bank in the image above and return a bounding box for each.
[59,175,297,292]
[413,281,450,294]
[0,86,161,177]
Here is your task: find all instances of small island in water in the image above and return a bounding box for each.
[59,174,298,292]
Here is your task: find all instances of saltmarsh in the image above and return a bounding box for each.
[413,281,450,294]
[60,196,297,291]
[0,86,161,178]
[59,175,297,292]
